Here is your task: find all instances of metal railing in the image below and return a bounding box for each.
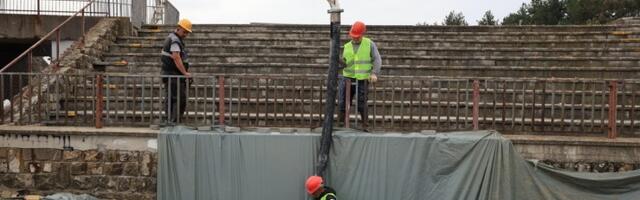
[0,0,99,73]
[1,72,639,138]
[0,0,131,17]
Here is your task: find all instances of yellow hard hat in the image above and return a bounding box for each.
[178,19,192,33]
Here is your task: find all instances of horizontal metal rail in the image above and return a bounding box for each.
[0,0,131,17]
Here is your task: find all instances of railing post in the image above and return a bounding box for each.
[473,80,480,130]
[27,52,32,73]
[55,30,60,70]
[37,0,41,16]
[95,74,104,128]
[218,76,225,126]
[345,79,351,128]
[608,80,618,139]
[81,8,85,43]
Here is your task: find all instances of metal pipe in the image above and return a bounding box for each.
[56,30,60,70]
[95,74,104,128]
[472,80,480,130]
[608,81,618,139]
[218,76,225,126]
[345,79,351,128]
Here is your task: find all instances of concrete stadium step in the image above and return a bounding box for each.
[137,30,640,40]
[103,53,640,67]
[141,24,627,33]
[110,44,640,57]
[117,37,640,48]
[99,63,640,78]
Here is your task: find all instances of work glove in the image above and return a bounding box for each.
[369,74,378,83]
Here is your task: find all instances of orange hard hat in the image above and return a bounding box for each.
[305,176,323,194]
[178,19,193,33]
[349,21,366,38]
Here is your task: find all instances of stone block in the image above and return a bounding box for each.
[87,162,103,175]
[124,162,140,176]
[0,159,7,173]
[34,149,62,161]
[3,174,34,188]
[143,177,157,192]
[279,128,295,134]
[118,151,140,162]
[129,177,145,191]
[33,174,57,190]
[28,162,41,173]
[104,163,123,176]
[225,126,241,133]
[42,162,52,173]
[0,148,8,159]
[70,162,87,175]
[55,163,71,188]
[84,150,104,162]
[256,127,271,133]
[141,152,152,176]
[106,150,119,162]
[63,150,83,161]
[8,149,21,173]
[70,175,92,190]
[115,176,133,191]
[22,149,33,161]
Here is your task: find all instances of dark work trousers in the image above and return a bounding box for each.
[338,76,369,118]
[163,76,187,123]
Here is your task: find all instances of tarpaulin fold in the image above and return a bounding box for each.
[158,127,640,200]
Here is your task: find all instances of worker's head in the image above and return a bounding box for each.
[176,19,192,38]
[305,175,324,197]
[349,21,366,43]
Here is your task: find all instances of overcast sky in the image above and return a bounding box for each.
[171,0,530,25]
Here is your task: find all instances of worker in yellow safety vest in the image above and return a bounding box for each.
[306,176,337,200]
[337,21,382,132]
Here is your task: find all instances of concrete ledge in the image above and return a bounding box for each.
[504,134,640,147]
[0,125,158,137]
[0,125,637,145]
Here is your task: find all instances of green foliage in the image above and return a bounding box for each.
[443,10,469,26]
[478,10,498,25]
[502,0,640,25]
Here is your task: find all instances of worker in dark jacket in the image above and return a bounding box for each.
[305,176,337,200]
[161,19,192,125]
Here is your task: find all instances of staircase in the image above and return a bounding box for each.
[44,24,640,134]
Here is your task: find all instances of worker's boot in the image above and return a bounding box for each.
[360,112,369,132]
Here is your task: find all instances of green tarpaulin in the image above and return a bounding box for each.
[158,127,640,200]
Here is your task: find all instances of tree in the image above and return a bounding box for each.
[478,10,498,25]
[528,0,565,25]
[502,3,531,25]
[502,0,639,25]
[565,0,640,24]
[443,10,468,26]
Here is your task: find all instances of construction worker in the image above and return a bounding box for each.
[305,176,337,200]
[161,19,192,125]
[337,21,382,132]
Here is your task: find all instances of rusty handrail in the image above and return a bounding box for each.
[0,0,97,73]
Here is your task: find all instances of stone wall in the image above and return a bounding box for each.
[0,148,157,199]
